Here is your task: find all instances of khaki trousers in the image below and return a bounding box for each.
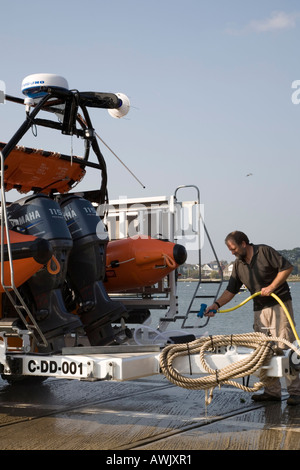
[253,300,300,397]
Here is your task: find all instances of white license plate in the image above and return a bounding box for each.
[23,356,94,378]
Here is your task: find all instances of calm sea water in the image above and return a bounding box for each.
[148,281,300,339]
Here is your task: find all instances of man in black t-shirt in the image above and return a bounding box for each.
[205,230,300,405]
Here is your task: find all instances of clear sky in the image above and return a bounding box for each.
[1,0,300,263]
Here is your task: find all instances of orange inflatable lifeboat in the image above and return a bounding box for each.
[104,235,187,293]
[0,230,53,292]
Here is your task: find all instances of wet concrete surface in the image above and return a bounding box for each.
[0,374,299,451]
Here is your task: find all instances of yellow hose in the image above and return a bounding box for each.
[219,291,300,347]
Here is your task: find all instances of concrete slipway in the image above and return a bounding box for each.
[0,373,298,452]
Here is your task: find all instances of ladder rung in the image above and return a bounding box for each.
[194,295,215,298]
[160,316,186,322]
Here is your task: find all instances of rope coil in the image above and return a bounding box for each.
[160,332,298,405]
[160,291,300,405]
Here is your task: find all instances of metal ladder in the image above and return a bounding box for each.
[165,185,224,329]
[0,151,48,349]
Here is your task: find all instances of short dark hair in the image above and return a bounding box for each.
[225,231,250,246]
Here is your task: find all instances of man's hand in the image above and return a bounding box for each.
[260,286,274,296]
[261,267,293,296]
[204,305,217,317]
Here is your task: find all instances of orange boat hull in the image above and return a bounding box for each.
[0,230,53,292]
[104,235,187,293]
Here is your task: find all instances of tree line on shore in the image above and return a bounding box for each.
[178,247,300,280]
[279,248,300,275]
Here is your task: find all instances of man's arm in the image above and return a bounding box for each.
[261,266,293,296]
[205,290,236,317]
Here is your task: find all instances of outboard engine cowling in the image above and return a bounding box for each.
[7,194,82,347]
[60,195,127,345]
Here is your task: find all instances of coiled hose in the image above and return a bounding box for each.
[160,291,300,405]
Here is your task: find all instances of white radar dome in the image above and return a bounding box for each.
[108,93,130,118]
[21,73,69,99]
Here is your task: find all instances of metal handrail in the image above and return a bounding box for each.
[173,185,224,328]
[0,150,48,347]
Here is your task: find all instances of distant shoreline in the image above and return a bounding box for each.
[178,277,300,283]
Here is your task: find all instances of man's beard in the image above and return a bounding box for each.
[236,247,247,261]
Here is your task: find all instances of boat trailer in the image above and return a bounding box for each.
[1,321,299,403]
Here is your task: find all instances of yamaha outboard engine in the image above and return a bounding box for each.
[7,194,82,350]
[60,195,127,345]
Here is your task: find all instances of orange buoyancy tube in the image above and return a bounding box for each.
[104,235,187,293]
[0,230,53,292]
